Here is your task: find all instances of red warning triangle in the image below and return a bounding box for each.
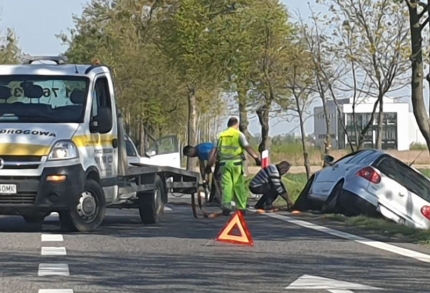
[215,210,254,246]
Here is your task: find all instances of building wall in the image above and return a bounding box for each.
[408,113,427,146]
[313,97,425,151]
[313,104,338,150]
[342,101,409,150]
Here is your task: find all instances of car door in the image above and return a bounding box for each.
[90,75,118,203]
[373,156,430,229]
[145,135,181,168]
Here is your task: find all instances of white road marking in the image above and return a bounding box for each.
[41,234,64,242]
[285,274,383,291]
[38,289,73,293]
[41,247,67,256]
[38,263,70,276]
[165,206,172,211]
[253,209,430,263]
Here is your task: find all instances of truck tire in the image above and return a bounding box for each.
[138,175,165,224]
[59,179,106,233]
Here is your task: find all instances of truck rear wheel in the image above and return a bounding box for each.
[60,179,106,232]
[138,175,165,224]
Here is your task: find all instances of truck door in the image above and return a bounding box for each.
[146,135,181,169]
[90,75,118,202]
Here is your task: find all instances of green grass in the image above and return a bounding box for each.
[323,214,430,245]
[246,168,430,244]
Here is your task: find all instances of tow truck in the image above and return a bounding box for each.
[0,56,200,232]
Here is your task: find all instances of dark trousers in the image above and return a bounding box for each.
[208,162,222,203]
[250,184,279,209]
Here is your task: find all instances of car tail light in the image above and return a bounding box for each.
[356,166,381,184]
[421,206,430,220]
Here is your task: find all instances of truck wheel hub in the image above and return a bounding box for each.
[77,191,97,219]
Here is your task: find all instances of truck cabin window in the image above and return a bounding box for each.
[0,75,89,123]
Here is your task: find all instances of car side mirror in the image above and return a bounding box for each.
[146,150,156,157]
[323,155,335,167]
[90,107,112,134]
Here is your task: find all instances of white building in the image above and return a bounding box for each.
[313,97,426,151]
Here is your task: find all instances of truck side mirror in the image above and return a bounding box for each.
[90,107,112,134]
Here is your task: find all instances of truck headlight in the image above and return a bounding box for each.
[48,140,79,160]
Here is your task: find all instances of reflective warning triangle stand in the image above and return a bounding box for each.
[215,210,254,246]
[261,149,270,168]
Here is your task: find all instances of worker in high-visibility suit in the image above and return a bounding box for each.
[206,117,261,216]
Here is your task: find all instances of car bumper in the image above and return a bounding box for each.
[0,164,85,215]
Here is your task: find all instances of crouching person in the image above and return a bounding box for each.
[249,161,294,211]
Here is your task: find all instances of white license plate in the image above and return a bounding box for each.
[0,184,17,194]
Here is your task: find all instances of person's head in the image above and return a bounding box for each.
[276,161,291,176]
[227,117,239,129]
[183,145,197,157]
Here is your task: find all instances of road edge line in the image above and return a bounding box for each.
[249,208,430,263]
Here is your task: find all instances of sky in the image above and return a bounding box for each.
[0,0,420,138]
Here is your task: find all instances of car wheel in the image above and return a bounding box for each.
[60,179,107,233]
[138,175,165,224]
[321,180,343,214]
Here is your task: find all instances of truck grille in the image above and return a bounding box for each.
[0,156,42,170]
[0,193,36,204]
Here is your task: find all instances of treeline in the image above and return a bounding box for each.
[0,28,21,64]
[1,0,430,179]
[54,0,430,176]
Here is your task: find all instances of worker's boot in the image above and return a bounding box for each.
[221,204,231,216]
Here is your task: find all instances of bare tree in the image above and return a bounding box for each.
[320,0,410,149]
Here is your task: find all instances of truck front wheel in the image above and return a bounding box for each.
[60,179,106,232]
[138,175,165,224]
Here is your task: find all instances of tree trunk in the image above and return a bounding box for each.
[295,96,311,179]
[375,97,383,149]
[237,88,251,175]
[186,86,198,171]
[139,122,145,155]
[256,102,271,155]
[320,93,331,155]
[406,3,430,152]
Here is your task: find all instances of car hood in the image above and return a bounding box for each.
[0,123,79,156]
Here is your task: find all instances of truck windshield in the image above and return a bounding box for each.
[0,75,89,123]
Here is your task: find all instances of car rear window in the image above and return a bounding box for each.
[373,155,430,202]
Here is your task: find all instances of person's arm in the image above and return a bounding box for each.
[198,159,206,180]
[268,166,293,206]
[206,146,218,170]
[238,132,260,164]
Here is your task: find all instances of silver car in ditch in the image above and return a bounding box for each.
[294,149,430,229]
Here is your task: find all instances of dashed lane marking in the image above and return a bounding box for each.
[41,234,64,242]
[38,263,70,276]
[38,289,73,293]
[41,247,67,256]
[253,208,430,263]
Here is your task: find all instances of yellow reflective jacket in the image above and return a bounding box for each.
[217,127,244,162]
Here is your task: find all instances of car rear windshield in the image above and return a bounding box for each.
[0,75,89,123]
[373,155,430,202]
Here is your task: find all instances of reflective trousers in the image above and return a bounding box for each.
[219,160,248,210]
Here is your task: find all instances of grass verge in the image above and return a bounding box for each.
[246,169,430,245]
[323,214,430,245]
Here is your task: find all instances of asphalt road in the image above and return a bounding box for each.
[1,196,430,293]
